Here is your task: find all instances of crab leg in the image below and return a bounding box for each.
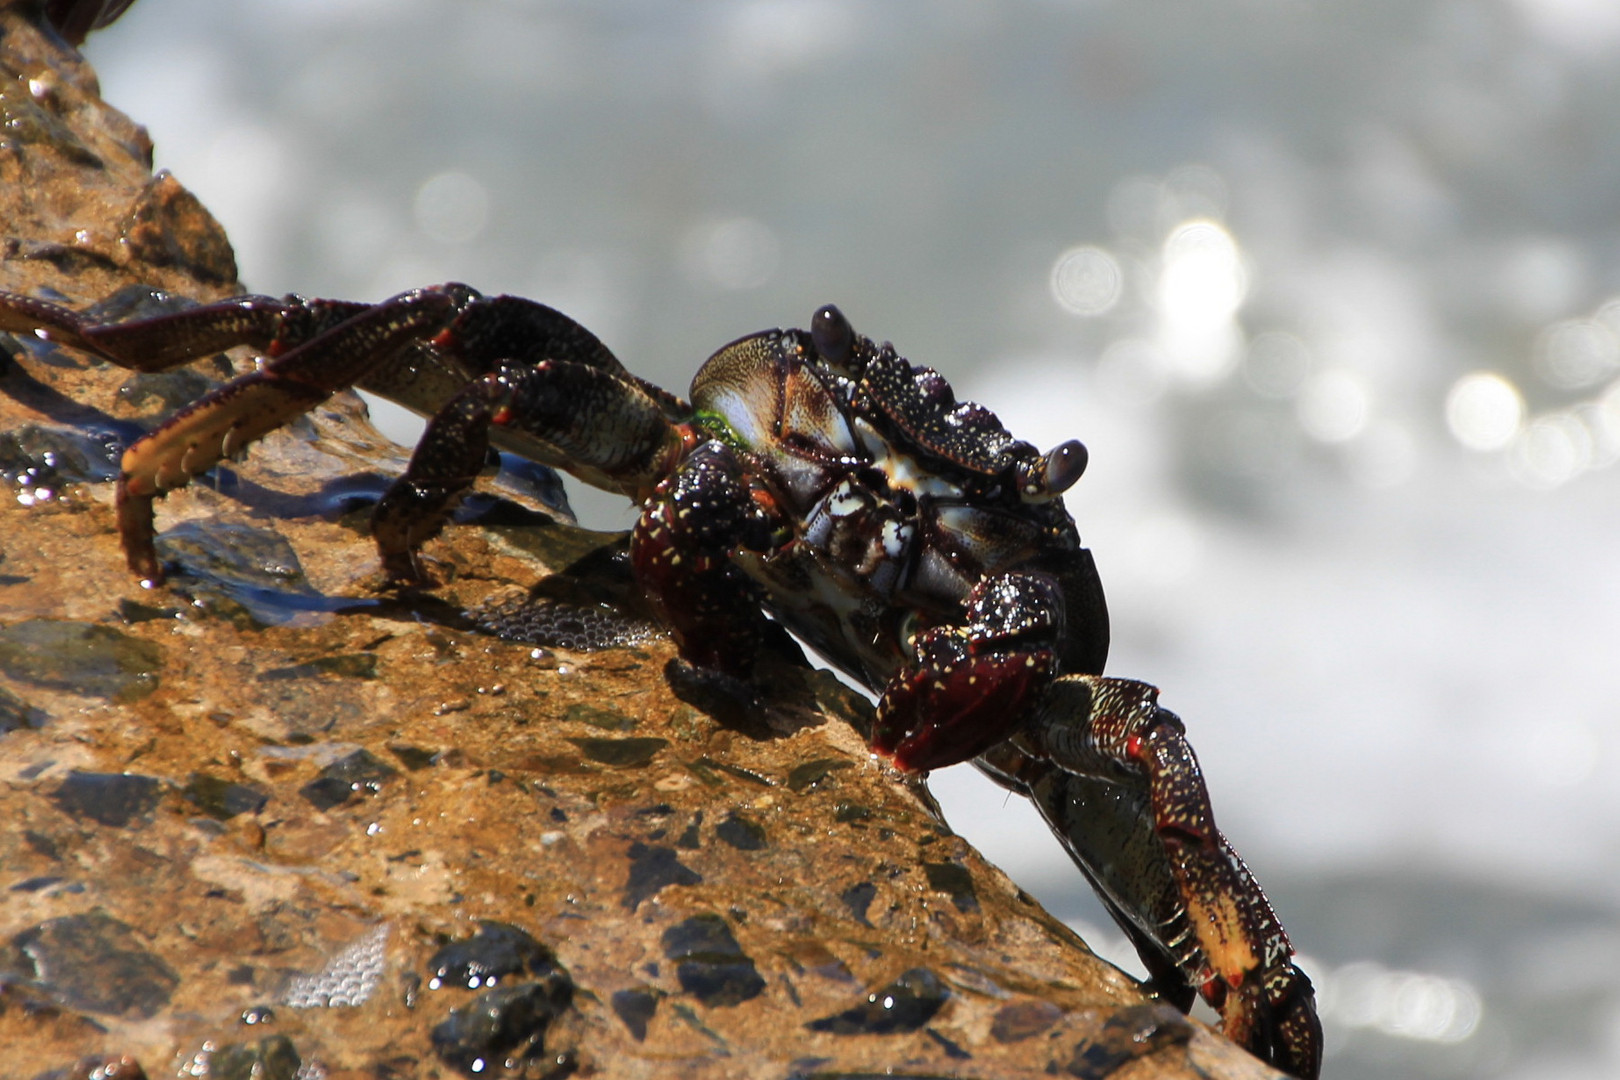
[370,354,684,582]
[116,289,461,582]
[978,675,1321,1079]
[0,290,367,371]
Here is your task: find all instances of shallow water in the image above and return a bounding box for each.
[92,3,1620,1075]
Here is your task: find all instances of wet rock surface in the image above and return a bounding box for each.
[0,8,1285,1078]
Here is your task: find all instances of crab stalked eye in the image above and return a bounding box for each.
[811,304,854,364]
[1042,440,1088,494]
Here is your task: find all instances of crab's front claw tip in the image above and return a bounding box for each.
[1219,964,1323,1080]
[875,647,1055,773]
[1264,971,1324,1080]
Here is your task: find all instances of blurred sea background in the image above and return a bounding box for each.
[89,2,1620,1076]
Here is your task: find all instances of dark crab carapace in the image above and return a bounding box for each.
[0,286,1322,1077]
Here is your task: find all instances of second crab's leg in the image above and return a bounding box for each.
[116,288,462,581]
[980,675,1322,1079]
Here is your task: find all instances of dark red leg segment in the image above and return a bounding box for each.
[113,289,462,581]
[0,289,370,371]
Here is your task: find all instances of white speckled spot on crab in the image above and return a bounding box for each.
[850,416,965,502]
[283,923,389,1008]
[825,476,867,517]
[880,518,912,559]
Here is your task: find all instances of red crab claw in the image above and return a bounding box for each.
[873,570,1064,772]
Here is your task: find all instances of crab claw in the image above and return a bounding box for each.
[874,571,1065,772]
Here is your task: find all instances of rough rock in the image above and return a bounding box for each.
[0,7,1286,1078]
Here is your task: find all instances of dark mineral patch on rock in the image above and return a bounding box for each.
[428,922,558,991]
[610,987,659,1041]
[927,1026,972,1059]
[0,683,48,733]
[806,967,949,1035]
[0,422,122,487]
[259,653,378,681]
[182,773,268,820]
[840,881,876,926]
[430,974,575,1079]
[661,913,764,1008]
[992,999,1065,1042]
[622,842,701,911]
[922,861,979,913]
[0,619,162,701]
[386,742,439,770]
[299,749,397,810]
[155,521,347,628]
[715,811,766,851]
[11,911,180,1019]
[567,735,666,767]
[786,757,852,793]
[1066,1003,1194,1078]
[52,770,162,827]
[118,365,220,415]
[561,701,638,731]
[208,1034,302,1080]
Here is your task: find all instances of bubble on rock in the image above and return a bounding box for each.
[469,592,658,652]
[283,924,388,1009]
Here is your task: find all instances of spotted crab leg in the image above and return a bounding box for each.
[116,289,461,582]
[977,675,1322,1079]
[0,290,367,371]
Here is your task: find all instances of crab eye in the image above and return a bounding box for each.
[811,304,854,364]
[1042,440,1088,494]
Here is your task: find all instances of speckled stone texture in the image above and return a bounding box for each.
[0,6,1286,1078]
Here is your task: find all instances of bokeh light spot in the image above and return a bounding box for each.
[1050,245,1123,316]
[1317,960,1483,1045]
[1532,318,1619,390]
[1297,368,1369,443]
[1509,412,1593,488]
[413,170,490,246]
[1159,220,1246,329]
[1445,372,1524,451]
[679,216,780,291]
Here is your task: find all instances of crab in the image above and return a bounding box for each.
[0,285,1322,1078]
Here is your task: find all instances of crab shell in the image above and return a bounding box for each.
[685,316,1109,710]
